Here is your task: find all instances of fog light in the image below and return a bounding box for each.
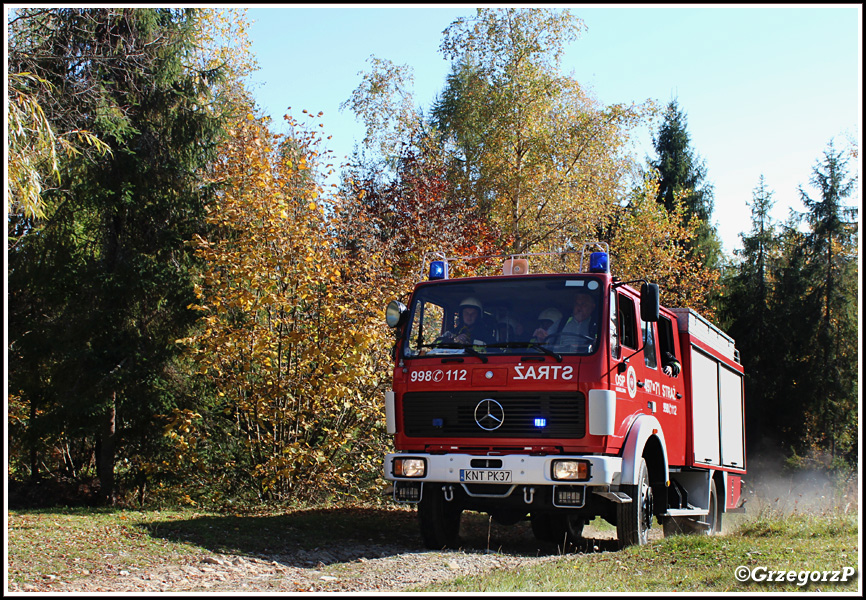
[393,457,426,478]
[552,459,590,481]
[554,485,585,507]
[394,481,422,503]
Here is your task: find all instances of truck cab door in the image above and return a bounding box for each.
[655,315,686,465]
[608,290,643,437]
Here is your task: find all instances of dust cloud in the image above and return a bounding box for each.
[740,441,859,517]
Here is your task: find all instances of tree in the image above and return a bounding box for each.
[792,142,858,462]
[340,55,418,166]
[649,99,722,269]
[7,7,253,225]
[7,8,234,503]
[180,112,393,503]
[718,143,858,468]
[432,8,650,254]
[608,173,719,315]
[344,9,652,258]
[7,72,110,220]
[336,129,499,287]
[717,176,782,449]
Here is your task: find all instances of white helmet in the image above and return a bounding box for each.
[537,307,562,332]
[460,297,483,313]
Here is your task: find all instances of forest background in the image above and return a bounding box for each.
[6,8,860,508]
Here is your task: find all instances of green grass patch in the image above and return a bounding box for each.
[416,511,860,593]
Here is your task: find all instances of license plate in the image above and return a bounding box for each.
[459,469,512,483]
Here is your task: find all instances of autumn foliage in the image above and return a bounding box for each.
[608,175,719,317]
[12,8,850,511]
[178,113,394,503]
[337,131,501,287]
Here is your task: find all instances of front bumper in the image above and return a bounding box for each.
[384,452,623,487]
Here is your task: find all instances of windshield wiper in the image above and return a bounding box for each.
[486,342,563,363]
[421,342,489,363]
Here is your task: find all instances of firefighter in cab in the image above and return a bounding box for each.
[443,297,493,345]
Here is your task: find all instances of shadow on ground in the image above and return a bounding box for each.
[458,512,626,555]
[138,507,623,567]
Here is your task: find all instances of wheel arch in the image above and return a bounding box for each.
[620,415,669,487]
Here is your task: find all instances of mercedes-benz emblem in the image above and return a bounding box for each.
[474,398,505,431]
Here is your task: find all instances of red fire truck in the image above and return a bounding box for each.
[383,244,746,549]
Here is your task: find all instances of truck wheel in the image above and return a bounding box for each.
[531,512,558,542]
[699,478,722,535]
[531,512,584,547]
[662,478,722,537]
[616,458,653,548]
[418,484,462,549]
[491,509,526,526]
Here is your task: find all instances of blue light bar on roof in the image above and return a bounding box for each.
[429,260,448,280]
[589,252,609,273]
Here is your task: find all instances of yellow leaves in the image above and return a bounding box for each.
[610,180,718,315]
[182,107,396,501]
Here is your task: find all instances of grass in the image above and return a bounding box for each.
[6,504,419,589]
[416,509,860,593]
[6,508,203,586]
[6,496,860,593]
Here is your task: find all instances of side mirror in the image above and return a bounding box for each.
[640,283,659,323]
[385,300,408,328]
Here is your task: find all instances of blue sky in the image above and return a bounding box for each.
[246,5,862,256]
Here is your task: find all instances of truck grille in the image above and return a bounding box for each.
[402,391,585,439]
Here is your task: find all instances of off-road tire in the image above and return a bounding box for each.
[662,477,722,537]
[616,458,653,548]
[418,484,462,549]
[530,512,585,548]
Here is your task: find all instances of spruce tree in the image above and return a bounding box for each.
[718,176,780,451]
[720,144,858,468]
[650,99,722,268]
[7,8,229,503]
[793,142,858,463]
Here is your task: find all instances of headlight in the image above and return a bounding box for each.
[393,457,426,478]
[551,459,590,481]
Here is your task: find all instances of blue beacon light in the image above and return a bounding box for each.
[589,251,609,273]
[429,260,448,280]
[534,418,547,428]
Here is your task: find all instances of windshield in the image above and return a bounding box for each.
[403,276,604,358]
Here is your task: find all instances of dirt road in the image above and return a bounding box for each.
[8,514,640,593]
